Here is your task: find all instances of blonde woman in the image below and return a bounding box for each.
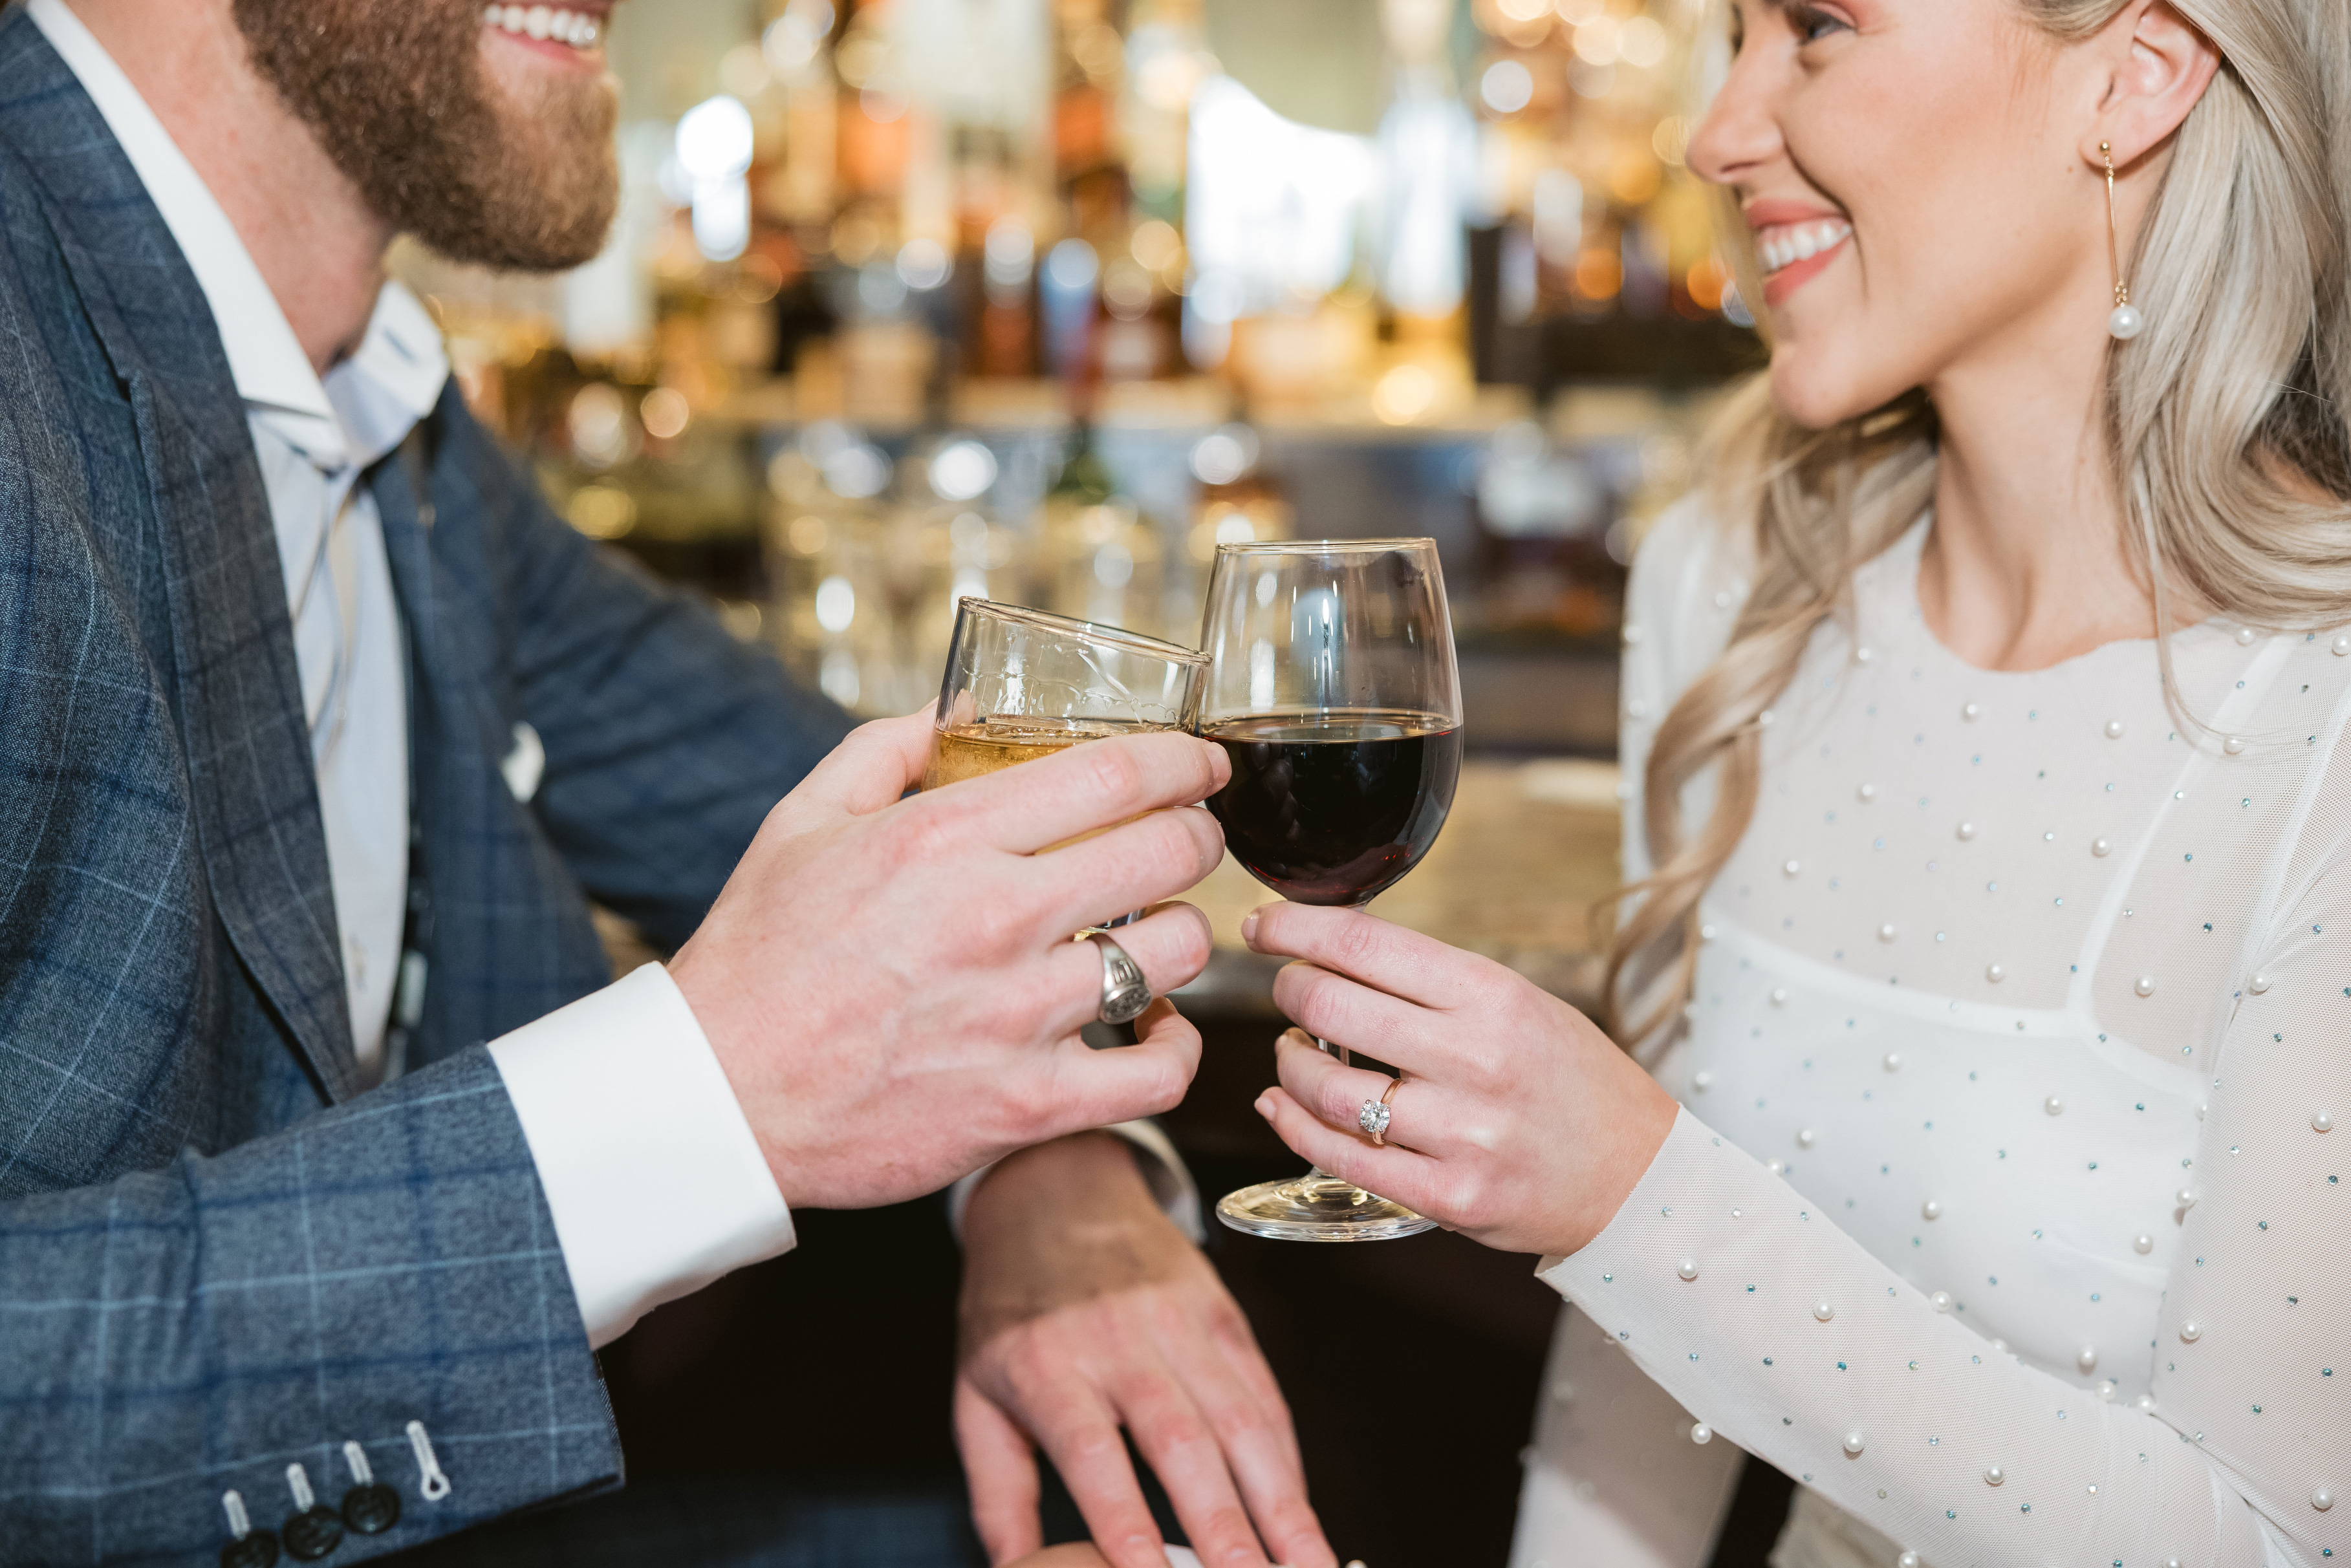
[1241,1,2350,1564]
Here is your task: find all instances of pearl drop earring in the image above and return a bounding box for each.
[2101,142,2144,340]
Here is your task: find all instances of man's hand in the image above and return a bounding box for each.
[668,712,1228,1211]
[955,1134,1337,1568]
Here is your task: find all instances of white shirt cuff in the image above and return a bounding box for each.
[947,1121,1206,1245]
[488,963,795,1349]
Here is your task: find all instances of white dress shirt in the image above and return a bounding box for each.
[1514,501,2350,1568]
[28,0,791,1349]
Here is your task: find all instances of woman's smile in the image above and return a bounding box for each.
[1746,198,1854,306]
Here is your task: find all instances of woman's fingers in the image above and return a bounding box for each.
[1270,1027,1447,1153]
[1242,901,1488,1010]
[1254,1086,1444,1223]
[1268,962,1442,1073]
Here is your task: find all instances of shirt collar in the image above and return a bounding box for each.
[26,0,449,474]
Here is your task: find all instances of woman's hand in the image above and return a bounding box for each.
[1242,902,1680,1259]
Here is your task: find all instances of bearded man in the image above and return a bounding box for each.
[0,2,1335,1565]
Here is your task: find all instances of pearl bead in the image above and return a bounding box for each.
[2224,735,2248,755]
[2177,1187,2198,1209]
[2077,1345,2098,1374]
[1797,1128,1817,1148]
[1691,1423,1713,1444]
[1700,923,1718,942]
[2097,1380,2118,1402]
[2180,1321,2202,1342]
[1961,702,1980,722]
[1771,987,1789,1006]
[1991,1338,2008,1352]
[2046,1095,2064,1116]
[1855,644,1876,663]
[2135,975,2156,997]
[2167,1559,2185,1568]
[1843,1430,1867,1455]
[1784,859,1802,877]
[2105,719,2127,739]
[1922,1198,1942,1219]
[2134,1232,2154,1254]
[2316,1488,2335,1512]
[1858,782,1878,801]
[1956,821,1977,841]
[2316,1111,2335,1133]
[2108,303,2145,339]
[2249,974,2273,994]
[1814,1300,1836,1322]
[2335,634,2351,657]
[1627,699,1651,719]
[1878,923,1898,942]
[2235,627,2259,647]
[1984,1464,2005,1486]
[1883,1051,1901,1071]
[1930,1291,1953,1313]
[1623,625,1643,646]
[1714,590,1734,610]
[1678,1258,1700,1280]
[2092,837,2113,857]
[2137,1393,2158,1412]
[1986,963,2006,983]
[1768,1158,1786,1175]
[1692,1070,1714,1092]
[1899,1554,1922,1568]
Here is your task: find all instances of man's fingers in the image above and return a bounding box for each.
[957,731,1232,855]
[798,710,939,817]
[956,1377,1046,1567]
[1157,1333,1335,1568]
[1109,1369,1271,1568]
[1243,902,1482,1010]
[1041,905,1214,1038]
[1037,998,1201,1136]
[1019,1379,1170,1568]
[1256,1086,1440,1221]
[1272,1027,1449,1154]
[1035,808,1227,932]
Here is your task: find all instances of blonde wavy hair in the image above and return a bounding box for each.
[1605,0,2351,1046]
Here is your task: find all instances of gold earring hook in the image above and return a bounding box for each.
[2101,140,2129,309]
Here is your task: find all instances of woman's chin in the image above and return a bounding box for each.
[1766,346,1912,434]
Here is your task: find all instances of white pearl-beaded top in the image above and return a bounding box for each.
[1548,504,2351,1568]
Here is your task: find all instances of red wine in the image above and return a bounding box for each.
[1204,711,1462,906]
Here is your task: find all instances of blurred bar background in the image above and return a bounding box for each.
[422,5,1789,1562]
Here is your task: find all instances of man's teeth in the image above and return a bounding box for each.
[1757,220,1852,274]
[482,4,602,47]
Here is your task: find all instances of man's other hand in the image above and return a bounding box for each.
[955,1135,1337,1568]
[669,712,1226,1212]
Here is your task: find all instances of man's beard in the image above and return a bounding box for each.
[231,0,619,272]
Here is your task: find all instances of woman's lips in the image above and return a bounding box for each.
[1751,217,1852,307]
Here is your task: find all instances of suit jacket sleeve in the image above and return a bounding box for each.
[0,1048,623,1564]
[450,404,858,952]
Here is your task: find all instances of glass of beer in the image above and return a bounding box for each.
[922,601,1209,841]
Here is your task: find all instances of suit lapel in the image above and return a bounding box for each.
[0,12,357,1101]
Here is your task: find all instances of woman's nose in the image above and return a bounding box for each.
[1687,43,1784,188]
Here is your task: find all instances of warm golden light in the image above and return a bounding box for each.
[1371,364,1438,425]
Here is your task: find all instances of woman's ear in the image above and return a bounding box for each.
[2085,0,2224,169]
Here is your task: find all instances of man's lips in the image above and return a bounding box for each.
[481,3,609,54]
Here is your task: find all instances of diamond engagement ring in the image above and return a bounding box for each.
[1083,930,1154,1026]
[1358,1076,1402,1146]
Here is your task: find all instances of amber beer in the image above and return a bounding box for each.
[918,716,1146,792]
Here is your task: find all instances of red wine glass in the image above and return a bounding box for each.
[1198,539,1463,1241]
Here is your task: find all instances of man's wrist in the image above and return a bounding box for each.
[951,1124,1203,1243]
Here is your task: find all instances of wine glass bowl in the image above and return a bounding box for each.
[1198,539,1464,1241]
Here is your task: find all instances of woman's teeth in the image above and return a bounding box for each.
[482,5,602,48]
[1757,220,1852,275]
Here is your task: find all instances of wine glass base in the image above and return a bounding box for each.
[1215,1172,1438,1241]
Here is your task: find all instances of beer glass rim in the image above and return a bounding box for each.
[956,599,1209,666]
[1212,537,1437,558]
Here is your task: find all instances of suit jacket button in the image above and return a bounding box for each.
[221,1532,280,1568]
[341,1483,402,1535]
[282,1506,343,1560]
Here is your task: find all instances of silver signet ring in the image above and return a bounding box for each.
[1086,932,1154,1026]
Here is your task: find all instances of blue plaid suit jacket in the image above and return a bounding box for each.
[0,9,854,1562]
